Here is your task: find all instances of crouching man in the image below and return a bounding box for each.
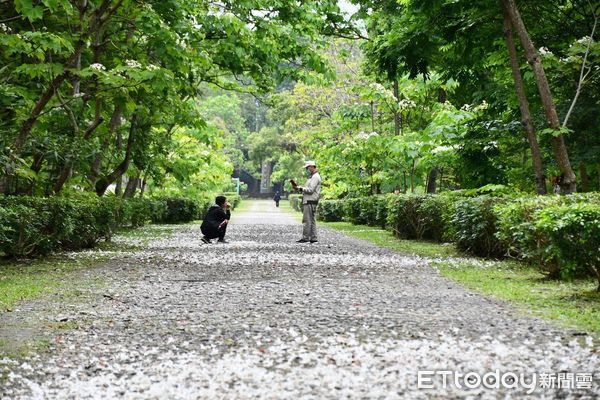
[201,195,231,244]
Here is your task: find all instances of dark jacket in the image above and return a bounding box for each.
[274,192,281,201]
[201,205,231,231]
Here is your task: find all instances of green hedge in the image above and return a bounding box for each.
[317,200,344,222]
[0,193,234,258]
[290,191,600,286]
[222,192,242,209]
[289,194,302,211]
[495,193,600,281]
[452,195,509,258]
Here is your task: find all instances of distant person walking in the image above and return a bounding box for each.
[200,195,231,244]
[273,190,281,207]
[291,161,321,243]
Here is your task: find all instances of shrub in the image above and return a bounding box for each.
[122,197,155,227]
[343,198,369,225]
[420,195,455,242]
[318,200,344,222]
[535,202,600,287]
[373,195,390,228]
[222,192,242,209]
[0,194,121,256]
[289,194,302,211]
[495,196,561,261]
[287,189,600,287]
[0,194,209,258]
[65,195,116,248]
[386,195,436,240]
[452,195,508,257]
[151,197,200,224]
[495,193,600,282]
[0,199,52,257]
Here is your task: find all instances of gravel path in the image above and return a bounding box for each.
[1,200,598,399]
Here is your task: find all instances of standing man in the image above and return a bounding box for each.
[293,160,321,243]
[200,195,231,244]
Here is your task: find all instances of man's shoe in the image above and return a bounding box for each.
[217,239,229,244]
[297,239,310,243]
[310,240,318,243]
[201,236,212,244]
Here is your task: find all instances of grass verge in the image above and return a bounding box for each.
[0,224,177,312]
[315,219,600,336]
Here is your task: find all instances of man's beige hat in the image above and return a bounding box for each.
[304,160,316,168]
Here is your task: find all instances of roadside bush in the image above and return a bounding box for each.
[0,194,211,258]
[386,195,441,240]
[536,203,600,288]
[374,195,391,228]
[222,192,242,209]
[318,200,344,222]
[287,189,600,286]
[289,194,302,211]
[420,195,455,242]
[122,197,156,227]
[0,206,11,247]
[0,199,52,257]
[65,194,120,248]
[151,197,199,224]
[452,195,508,257]
[343,197,370,225]
[496,193,600,282]
[0,194,120,257]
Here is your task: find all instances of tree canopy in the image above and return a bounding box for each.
[1,0,598,198]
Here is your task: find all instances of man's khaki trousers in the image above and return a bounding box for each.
[302,203,318,241]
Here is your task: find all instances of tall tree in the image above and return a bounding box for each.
[501,4,547,194]
[502,0,577,193]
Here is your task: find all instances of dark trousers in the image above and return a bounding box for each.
[275,199,280,207]
[201,225,227,240]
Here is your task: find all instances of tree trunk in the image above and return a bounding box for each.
[115,176,123,197]
[90,104,123,183]
[410,159,416,193]
[579,163,590,192]
[23,153,46,195]
[393,79,401,135]
[123,170,141,199]
[426,168,438,194]
[370,101,375,132]
[140,177,147,197]
[260,160,273,194]
[502,0,576,193]
[52,164,72,194]
[95,113,137,196]
[501,5,547,195]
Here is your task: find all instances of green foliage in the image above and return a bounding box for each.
[150,198,200,224]
[0,194,218,257]
[1,0,351,198]
[385,194,453,241]
[222,192,242,209]
[289,194,303,211]
[452,195,508,258]
[536,203,600,283]
[0,194,118,257]
[317,200,344,222]
[495,194,600,283]
[122,198,157,228]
